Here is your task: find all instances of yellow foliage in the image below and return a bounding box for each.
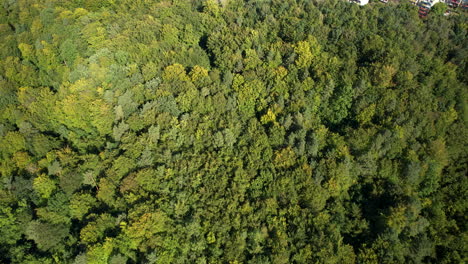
[444,107,458,124]
[294,36,320,69]
[357,104,376,125]
[294,40,313,69]
[82,22,107,49]
[12,152,31,169]
[395,125,405,139]
[86,238,114,264]
[190,65,209,82]
[58,10,74,20]
[163,63,189,82]
[204,0,221,16]
[232,74,245,92]
[275,66,288,80]
[260,109,276,124]
[315,211,331,229]
[89,63,108,83]
[73,8,89,18]
[1,131,26,156]
[68,79,93,93]
[207,231,216,244]
[126,211,170,250]
[33,174,56,199]
[358,247,379,264]
[429,138,448,166]
[31,19,43,35]
[274,147,296,169]
[18,43,33,60]
[387,206,407,234]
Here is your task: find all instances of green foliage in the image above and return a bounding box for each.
[0,207,23,246]
[26,220,69,251]
[80,214,116,244]
[431,3,448,16]
[0,0,466,263]
[70,192,97,220]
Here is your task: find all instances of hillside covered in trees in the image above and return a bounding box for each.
[0,0,467,263]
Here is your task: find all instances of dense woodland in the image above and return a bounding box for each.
[0,0,467,263]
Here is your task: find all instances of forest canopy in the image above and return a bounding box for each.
[0,0,467,263]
